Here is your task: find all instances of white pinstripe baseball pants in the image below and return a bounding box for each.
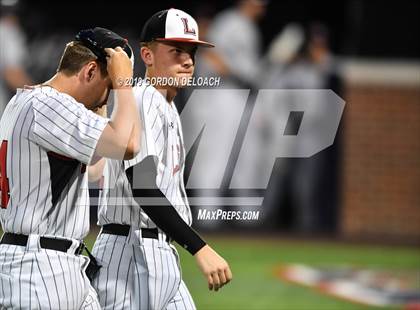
[0,235,101,309]
[92,231,196,310]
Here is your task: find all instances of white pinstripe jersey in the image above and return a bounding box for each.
[0,86,108,240]
[97,83,192,228]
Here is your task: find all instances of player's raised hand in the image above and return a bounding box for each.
[104,47,133,89]
[194,245,233,291]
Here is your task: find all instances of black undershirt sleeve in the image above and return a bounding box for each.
[141,204,206,255]
[126,157,206,255]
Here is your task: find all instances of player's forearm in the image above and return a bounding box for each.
[124,104,142,159]
[142,204,206,255]
[109,87,139,146]
[95,88,141,159]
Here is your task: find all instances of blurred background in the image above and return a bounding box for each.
[1,0,419,309]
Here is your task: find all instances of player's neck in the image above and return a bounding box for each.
[159,87,177,103]
[43,73,79,99]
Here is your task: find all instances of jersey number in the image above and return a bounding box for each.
[0,140,10,208]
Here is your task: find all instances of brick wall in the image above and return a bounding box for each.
[341,82,420,242]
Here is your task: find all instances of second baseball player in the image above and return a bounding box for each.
[89,8,233,310]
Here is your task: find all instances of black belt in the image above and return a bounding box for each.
[102,224,171,242]
[0,233,84,255]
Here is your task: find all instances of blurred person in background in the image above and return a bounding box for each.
[265,22,342,94]
[260,22,343,233]
[195,0,267,88]
[0,0,32,116]
[187,0,268,231]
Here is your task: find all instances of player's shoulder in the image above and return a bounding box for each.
[34,86,77,103]
[2,87,46,113]
[133,82,156,100]
[133,83,163,111]
[30,86,86,114]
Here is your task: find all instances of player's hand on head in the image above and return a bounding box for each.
[104,47,133,89]
[194,245,232,291]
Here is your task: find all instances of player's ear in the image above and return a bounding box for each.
[83,61,98,83]
[140,46,154,67]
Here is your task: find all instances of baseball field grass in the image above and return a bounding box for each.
[82,232,420,310]
[172,236,420,310]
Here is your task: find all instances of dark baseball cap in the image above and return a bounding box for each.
[75,27,134,63]
[140,9,214,48]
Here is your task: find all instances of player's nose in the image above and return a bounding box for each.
[181,52,194,68]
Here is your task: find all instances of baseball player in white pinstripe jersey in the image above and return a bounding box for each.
[0,27,141,309]
[90,9,233,310]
